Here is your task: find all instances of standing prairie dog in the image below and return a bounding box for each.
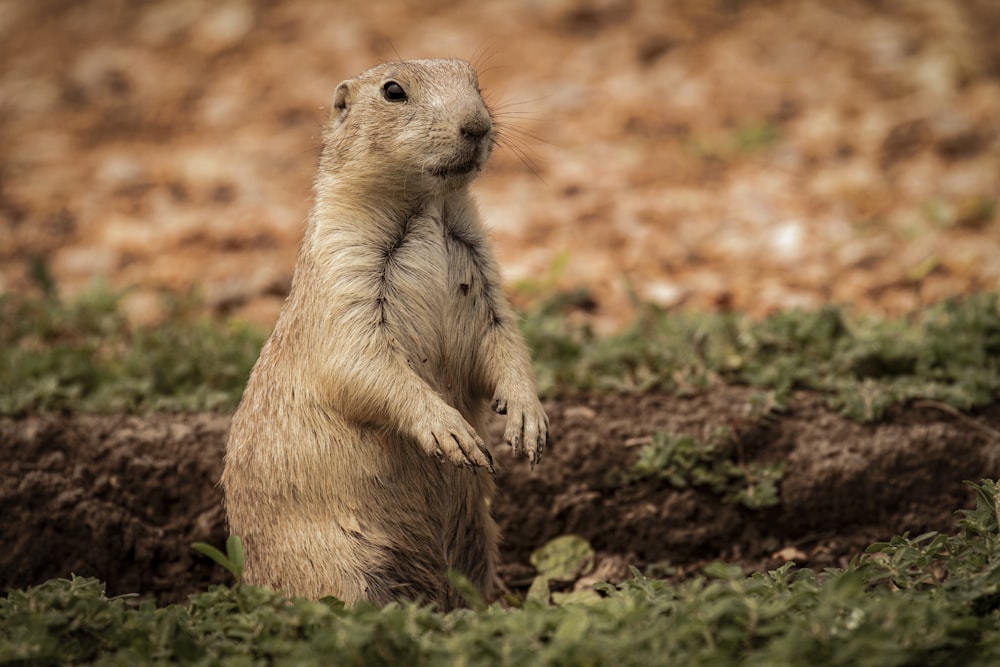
[221,59,549,610]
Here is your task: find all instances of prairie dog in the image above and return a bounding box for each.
[221,59,549,610]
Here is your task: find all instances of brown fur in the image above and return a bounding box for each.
[221,59,549,610]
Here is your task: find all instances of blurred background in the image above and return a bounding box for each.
[1,0,997,332]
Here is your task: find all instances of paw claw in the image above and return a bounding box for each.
[417,407,493,470]
[499,396,549,467]
[430,435,445,462]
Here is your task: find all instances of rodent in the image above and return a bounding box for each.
[220,58,549,610]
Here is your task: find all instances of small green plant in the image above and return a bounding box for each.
[628,429,784,509]
[526,535,597,605]
[192,535,246,585]
[860,479,1000,616]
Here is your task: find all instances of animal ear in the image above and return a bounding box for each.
[333,81,352,116]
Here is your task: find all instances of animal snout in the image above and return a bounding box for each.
[460,115,492,142]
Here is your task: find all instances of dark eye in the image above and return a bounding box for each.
[382,81,407,102]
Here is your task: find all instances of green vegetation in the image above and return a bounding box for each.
[0,289,265,415]
[525,535,597,605]
[628,429,784,509]
[191,536,246,586]
[2,288,998,420]
[525,291,1000,421]
[3,480,1000,665]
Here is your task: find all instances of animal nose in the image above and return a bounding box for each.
[460,116,491,141]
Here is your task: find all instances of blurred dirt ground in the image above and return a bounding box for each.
[1,0,998,331]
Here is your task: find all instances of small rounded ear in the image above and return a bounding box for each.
[333,81,351,114]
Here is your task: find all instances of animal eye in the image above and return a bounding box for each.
[382,81,407,102]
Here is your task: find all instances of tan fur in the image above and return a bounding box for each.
[221,59,548,610]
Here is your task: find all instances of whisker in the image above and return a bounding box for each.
[496,124,551,147]
[491,98,545,111]
[470,42,500,75]
[491,110,540,122]
[492,133,546,183]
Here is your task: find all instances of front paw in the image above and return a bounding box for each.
[492,393,549,467]
[414,406,494,474]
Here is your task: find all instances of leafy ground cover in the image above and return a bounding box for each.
[525,290,1000,421]
[3,481,1000,666]
[627,429,785,510]
[0,289,263,415]
[2,289,997,420]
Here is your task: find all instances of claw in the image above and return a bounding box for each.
[480,444,495,475]
[431,435,445,462]
[452,434,476,467]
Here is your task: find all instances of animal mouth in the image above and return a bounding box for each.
[431,159,480,179]
[431,141,489,179]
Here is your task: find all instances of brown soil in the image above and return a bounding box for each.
[3,390,998,604]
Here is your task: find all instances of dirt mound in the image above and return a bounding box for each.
[2,414,232,600]
[3,390,998,603]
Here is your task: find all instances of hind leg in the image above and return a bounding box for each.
[358,543,455,609]
[447,493,500,603]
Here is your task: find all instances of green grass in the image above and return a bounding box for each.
[0,289,265,415]
[524,291,1000,421]
[3,480,1000,665]
[1,288,998,420]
